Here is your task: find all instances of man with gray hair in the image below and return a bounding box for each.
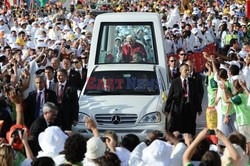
[30,102,59,138]
[29,102,59,156]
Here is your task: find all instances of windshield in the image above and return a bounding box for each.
[96,22,158,64]
[85,71,160,95]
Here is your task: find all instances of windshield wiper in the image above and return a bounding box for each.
[85,91,121,95]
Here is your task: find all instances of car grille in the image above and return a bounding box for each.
[95,114,138,126]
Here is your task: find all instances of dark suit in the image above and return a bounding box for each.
[168,67,180,82]
[46,79,58,93]
[189,72,204,114]
[29,116,58,156]
[68,69,82,90]
[165,77,199,135]
[56,82,79,130]
[24,89,58,128]
[81,67,88,88]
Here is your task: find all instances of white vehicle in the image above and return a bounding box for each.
[73,12,170,139]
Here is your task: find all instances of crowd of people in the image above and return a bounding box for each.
[0,0,250,165]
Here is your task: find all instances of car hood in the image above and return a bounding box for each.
[79,95,160,116]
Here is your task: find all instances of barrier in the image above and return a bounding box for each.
[166,43,215,73]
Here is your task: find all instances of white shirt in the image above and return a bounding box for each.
[242,66,250,90]
[46,78,55,89]
[37,88,45,116]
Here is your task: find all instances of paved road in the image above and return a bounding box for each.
[196,84,207,134]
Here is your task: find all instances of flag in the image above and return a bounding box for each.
[217,0,225,6]
[4,0,10,10]
[165,7,180,28]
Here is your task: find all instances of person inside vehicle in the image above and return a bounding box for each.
[121,35,147,63]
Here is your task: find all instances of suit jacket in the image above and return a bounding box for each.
[29,116,58,156]
[30,116,55,138]
[81,67,88,88]
[56,82,79,130]
[190,72,204,110]
[24,89,58,127]
[165,77,198,115]
[45,80,58,93]
[68,69,82,90]
[168,67,180,82]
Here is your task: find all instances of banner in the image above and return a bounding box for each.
[247,0,250,19]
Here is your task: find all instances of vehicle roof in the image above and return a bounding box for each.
[94,64,155,72]
[96,12,161,22]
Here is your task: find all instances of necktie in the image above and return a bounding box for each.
[49,81,52,90]
[183,79,187,94]
[35,92,42,118]
[58,84,64,104]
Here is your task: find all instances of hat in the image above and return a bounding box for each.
[63,25,71,31]
[26,41,36,50]
[36,42,47,48]
[38,126,68,154]
[85,137,106,159]
[192,10,199,15]
[21,21,28,26]
[142,139,172,166]
[79,22,87,29]
[207,8,212,13]
[230,4,237,11]
[6,124,29,151]
[32,21,39,26]
[115,36,122,41]
[45,22,53,29]
[67,31,76,41]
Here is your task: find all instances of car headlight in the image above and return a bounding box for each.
[139,112,161,123]
[78,113,90,123]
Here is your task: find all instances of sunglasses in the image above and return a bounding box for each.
[71,61,79,64]
[180,53,187,56]
[170,60,176,62]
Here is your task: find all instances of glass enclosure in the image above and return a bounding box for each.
[96,22,158,64]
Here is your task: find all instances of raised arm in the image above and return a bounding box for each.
[183,128,208,165]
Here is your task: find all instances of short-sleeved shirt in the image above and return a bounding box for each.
[231,92,250,125]
[207,73,218,107]
[185,162,194,166]
[221,81,235,115]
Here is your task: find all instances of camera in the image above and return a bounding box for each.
[11,128,24,138]
[101,136,110,142]
[207,129,215,135]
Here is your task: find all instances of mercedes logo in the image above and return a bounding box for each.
[111,115,121,124]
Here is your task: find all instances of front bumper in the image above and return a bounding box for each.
[72,123,166,141]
